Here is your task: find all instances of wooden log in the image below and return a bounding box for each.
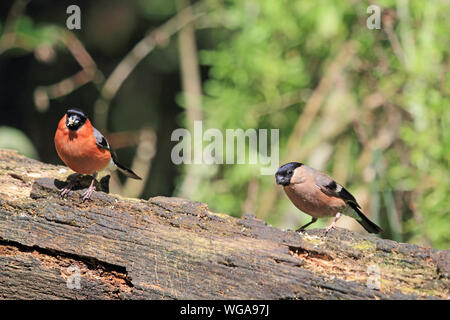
[0,149,448,299]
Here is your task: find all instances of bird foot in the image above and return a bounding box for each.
[59,182,73,198]
[81,185,96,201]
[325,223,336,234]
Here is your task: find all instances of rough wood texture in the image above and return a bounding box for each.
[0,149,448,299]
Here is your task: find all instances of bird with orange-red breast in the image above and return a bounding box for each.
[54,108,141,201]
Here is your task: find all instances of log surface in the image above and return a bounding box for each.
[0,149,448,299]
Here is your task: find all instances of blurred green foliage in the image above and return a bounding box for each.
[11,16,61,53]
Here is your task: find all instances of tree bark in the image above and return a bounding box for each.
[0,149,448,299]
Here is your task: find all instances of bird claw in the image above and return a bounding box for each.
[81,186,96,202]
[59,183,73,198]
[325,223,336,234]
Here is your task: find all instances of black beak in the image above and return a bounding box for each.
[275,175,288,186]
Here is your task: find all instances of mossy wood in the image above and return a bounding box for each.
[0,149,448,299]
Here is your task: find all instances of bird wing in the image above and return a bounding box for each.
[314,171,381,234]
[93,127,120,164]
[314,173,361,209]
[93,127,111,151]
[93,126,142,180]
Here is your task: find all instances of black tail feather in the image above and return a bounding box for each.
[349,203,382,234]
[112,155,142,180]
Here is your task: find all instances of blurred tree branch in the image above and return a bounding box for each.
[284,42,358,161]
[93,2,207,132]
[176,0,204,199]
[0,0,29,54]
[34,31,104,111]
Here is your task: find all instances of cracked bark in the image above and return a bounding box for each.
[0,149,448,299]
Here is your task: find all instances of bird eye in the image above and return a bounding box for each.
[287,170,293,175]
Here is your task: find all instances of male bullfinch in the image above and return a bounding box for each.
[275,162,382,234]
[54,108,141,201]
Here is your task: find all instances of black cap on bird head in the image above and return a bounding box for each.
[275,162,303,186]
[66,108,88,130]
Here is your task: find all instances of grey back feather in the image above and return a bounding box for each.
[93,127,110,150]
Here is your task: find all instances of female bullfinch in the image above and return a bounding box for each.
[54,108,141,201]
[275,162,382,234]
